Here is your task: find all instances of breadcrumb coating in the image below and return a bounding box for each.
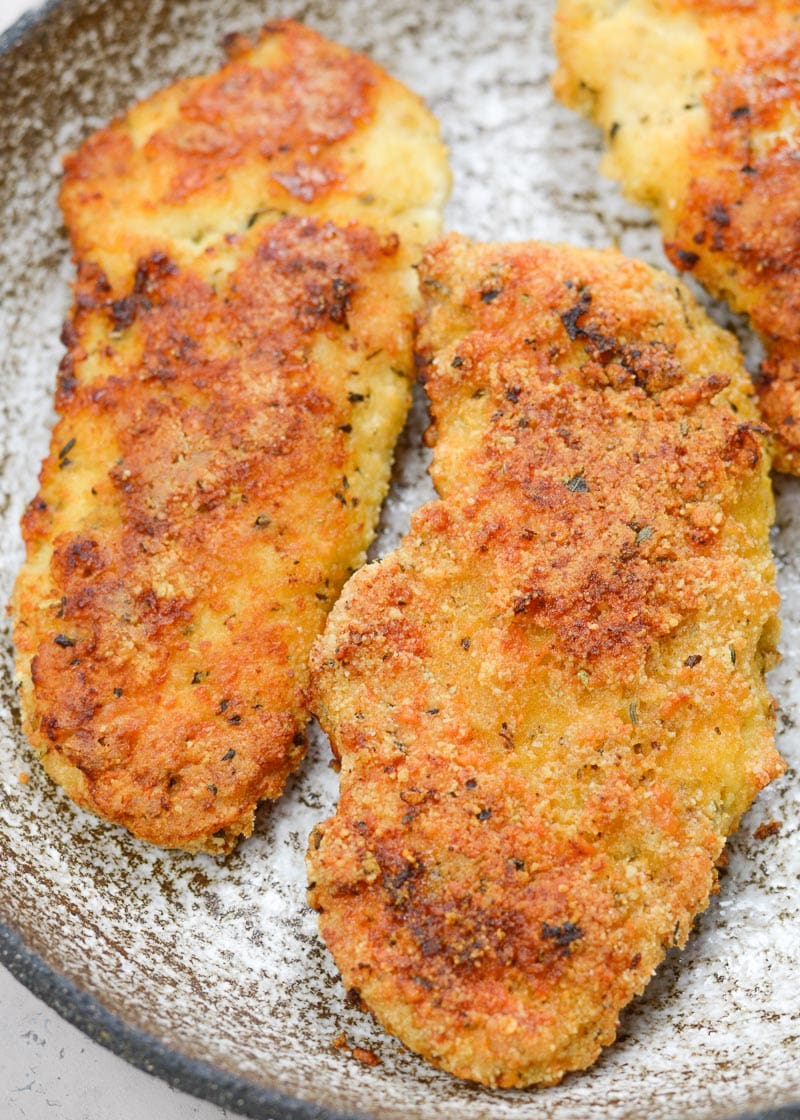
[307,234,781,1087]
[12,21,449,852]
[553,0,800,472]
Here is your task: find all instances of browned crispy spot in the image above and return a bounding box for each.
[753,819,781,840]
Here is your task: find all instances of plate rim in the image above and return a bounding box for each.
[1,3,799,1119]
[3,906,799,1120]
[0,0,61,52]
[0,917,368,1120]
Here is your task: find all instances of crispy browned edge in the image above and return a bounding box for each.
[553,0,800,473]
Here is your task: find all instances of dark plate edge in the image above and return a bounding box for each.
[3,914,799,1120]
[0,4,799,1120]
[0,0,62,52]
[0,915,373,1120]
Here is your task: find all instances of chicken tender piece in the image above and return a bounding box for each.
[12,21,449,852]
[553,0,800,472]
[307,234,782,1087]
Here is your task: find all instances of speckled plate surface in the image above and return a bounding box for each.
[1,2,799,1118]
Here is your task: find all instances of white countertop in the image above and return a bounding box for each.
[0,0,30,26]
[0,1,238,1116]
[1,968,233,1119]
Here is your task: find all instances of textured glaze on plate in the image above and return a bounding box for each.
[0,2,798,1119]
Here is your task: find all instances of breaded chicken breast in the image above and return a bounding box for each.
[307,234,782,1087]
[12,21,449,852]
[553,0,800,472]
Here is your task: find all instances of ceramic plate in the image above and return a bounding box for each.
[1,2,799,1118]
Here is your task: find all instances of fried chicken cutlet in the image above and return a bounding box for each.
[307,234,782,1087]
[553,0,800,473]
[11,22,449,852]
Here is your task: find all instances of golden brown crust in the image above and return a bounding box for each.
[59,20,448,290]
[307,235,782,1087]
[553,0,800,471]
[12,22,449,852]
[757,342,800,475]
[64,24,375,210]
